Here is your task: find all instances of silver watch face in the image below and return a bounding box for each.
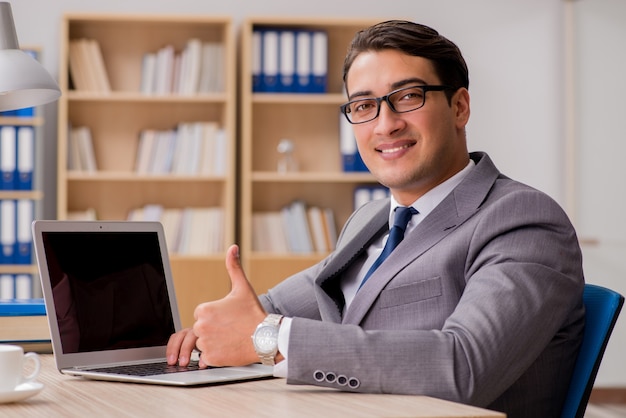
[254,325,278,354]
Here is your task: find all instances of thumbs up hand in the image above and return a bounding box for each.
[192,244,267,367]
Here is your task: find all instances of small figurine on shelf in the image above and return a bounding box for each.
[276,138,298,173]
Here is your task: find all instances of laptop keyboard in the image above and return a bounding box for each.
[87,361,207,377]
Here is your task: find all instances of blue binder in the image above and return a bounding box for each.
[16,126,34,190]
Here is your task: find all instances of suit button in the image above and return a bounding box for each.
[348,377,360,389]
[337,375,348,386]
[325,372,336,383]
[313,370,325,382]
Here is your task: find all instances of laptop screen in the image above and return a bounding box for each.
[41,230,176,354]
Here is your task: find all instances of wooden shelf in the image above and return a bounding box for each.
[57,13,237,326]
[239,18,380,291]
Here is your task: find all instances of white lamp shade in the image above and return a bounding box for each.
[0,2,60,112]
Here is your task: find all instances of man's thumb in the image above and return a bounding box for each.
[225,244,251,294]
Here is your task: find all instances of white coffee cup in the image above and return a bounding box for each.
[0,345,41,392]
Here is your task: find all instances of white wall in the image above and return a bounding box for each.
[573,0,626,387]
[12,0,625,386]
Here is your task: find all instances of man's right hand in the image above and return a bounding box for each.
[166,328,200,367]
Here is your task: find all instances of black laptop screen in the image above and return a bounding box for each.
[41,231,176,354]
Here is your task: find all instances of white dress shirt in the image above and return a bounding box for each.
[273,160,475,377]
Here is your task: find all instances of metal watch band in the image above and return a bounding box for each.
[257,314,283,366]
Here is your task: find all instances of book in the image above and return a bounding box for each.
[15,199,33,265]
[87,39,111,92]
[339,114,368,172]
[140,52,157,94]
[16,126,34,190]
[279,30,296,92]
[295,30,312,92]
[74,126,98,172]
[0,200,16,264]
[261,30,280,92]
[311,30,328,93]
[0,299,50,346]
[307,206,328,253]
[0,125,16,190]
[251,30,263,92]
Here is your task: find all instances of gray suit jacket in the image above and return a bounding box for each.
[260,152,585,418]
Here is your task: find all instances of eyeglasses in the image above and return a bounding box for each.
[340,85,453,124]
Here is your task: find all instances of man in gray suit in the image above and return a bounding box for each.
[168,20,584,417]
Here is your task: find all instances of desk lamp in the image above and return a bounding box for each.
[0,2,60,112]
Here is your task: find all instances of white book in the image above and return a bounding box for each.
[75,126,97,172]
[213,129,227,176]
[161,208,183,254]
[135,130,157,174]
[155,45,175,94]
[0,274,14,299]
[171,124,193,175]
[354,187,372,210]
[187,123,204,175]
[288,200,313,254]
[198,122,219,175]
[187,208,210,255]
[267,212,290,253]
[183,38,202,94]
[150,130,176,174]
[142,204,164,222]
[371,187,389,201]
[140,53,157,94]
[176,208,194,254]
[15,274,32,300]
[209,207,224,253]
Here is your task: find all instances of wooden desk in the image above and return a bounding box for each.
[3,355,506,417]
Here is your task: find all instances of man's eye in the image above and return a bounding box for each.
[353,101,376,113]
[399,90,424,102]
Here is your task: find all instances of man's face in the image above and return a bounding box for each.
[345,49,470,205]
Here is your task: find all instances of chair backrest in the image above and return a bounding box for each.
[561,284,624,418]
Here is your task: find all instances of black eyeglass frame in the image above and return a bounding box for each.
[340,85,454,125]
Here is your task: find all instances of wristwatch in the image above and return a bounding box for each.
[252,314,283,366]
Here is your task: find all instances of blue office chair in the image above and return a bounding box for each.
[561,284,624,418]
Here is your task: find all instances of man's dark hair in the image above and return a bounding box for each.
[343,20,469,101]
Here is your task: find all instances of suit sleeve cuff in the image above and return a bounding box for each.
[273,316,292,378]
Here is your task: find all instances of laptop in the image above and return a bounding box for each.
[32,220,273,386]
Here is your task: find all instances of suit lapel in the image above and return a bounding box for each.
[343,152,500,325]
[314,199,390,322]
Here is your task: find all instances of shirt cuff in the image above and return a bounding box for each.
[273,317,292,378]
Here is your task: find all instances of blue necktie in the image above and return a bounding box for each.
[359,206,417,290]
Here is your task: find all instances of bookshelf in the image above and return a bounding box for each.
[57,14,236,327]
[0,47,45,301]
[239,18,382,292]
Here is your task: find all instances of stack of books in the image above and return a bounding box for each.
[252,200,337,254]
[0,298,51,352]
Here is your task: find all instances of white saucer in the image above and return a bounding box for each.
[0,381,44,404]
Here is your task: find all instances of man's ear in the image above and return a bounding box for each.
[453,88,470,128]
